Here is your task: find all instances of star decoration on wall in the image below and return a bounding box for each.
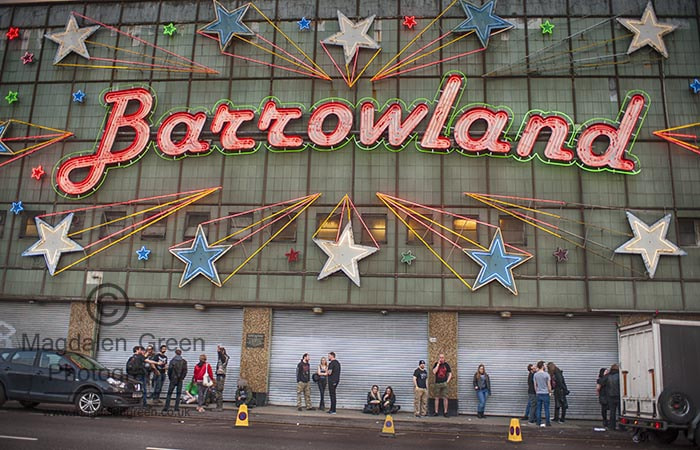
[453,0,514,48]
[314,223,378,287]
[72,89,86,103]
[553,247,569,262]
[44,15,100,64]
[21,213,84,276]
[298,17,311,31]
[20,52,34,64]
[540,20,554,35]
[614,211,686,279]
[322,11,381,65]
[10,201,24,215]
[285,248,300,263]
[403,16,417,30]
[5,91,18,104]
[199,1,254,52]
[163,23,177,36]
[464,228,531,295]
[617,1,676,59]
[6,27,20,40]
[170,224,232,287]
[136,245,151,261]
[31,165,45,180]
[400,250,416,265]
[690,79,700,94]
[0,123,9,154]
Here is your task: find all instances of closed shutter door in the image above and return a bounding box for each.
[458,315,618,419]
[268,310,428,410]
[96,307,243,400]
[0,302,71,349]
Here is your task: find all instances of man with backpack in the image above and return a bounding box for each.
[163,348,188,413]
[126,346,147,407]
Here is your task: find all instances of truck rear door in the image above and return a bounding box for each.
[620,323,656,418]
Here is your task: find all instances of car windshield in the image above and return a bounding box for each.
[64,352,107,370]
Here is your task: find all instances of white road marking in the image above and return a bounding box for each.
[0,435,38,441]
[146,447,183,450]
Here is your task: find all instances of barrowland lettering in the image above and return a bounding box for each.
[54,72,650,199]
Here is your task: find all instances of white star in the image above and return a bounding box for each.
[321,11,380,65]
[22,213,84,276]
[617,1,677,58]
[314,223,378,287]
[614,211,686,278]
[45,15,100,64]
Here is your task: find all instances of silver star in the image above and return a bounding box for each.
[314,223,378,287]
[617,1,676,58]
[615,211,686,278]
[45,15,100,64]
[22,213,84,276]
[321,11,380,65]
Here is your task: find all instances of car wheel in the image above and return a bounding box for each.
[19,401,39,409]
[0,383,6,407]
[75,389,103,416]
[649,429,679,445]
[659,388,696,425]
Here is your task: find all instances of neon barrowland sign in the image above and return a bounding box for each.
[54,72,650,199]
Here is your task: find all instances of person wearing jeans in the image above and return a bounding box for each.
[473,364,491,418]
[163,348,188,412]
[523,364,537,423]
[193,354,214,413]
[534,360,552,427]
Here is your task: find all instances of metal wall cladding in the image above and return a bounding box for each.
[268,310,428,410]
[457,315,618,419]
[95,307,243,400]
[0,302,71,349]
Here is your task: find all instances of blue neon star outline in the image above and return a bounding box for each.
[136,245,151,261]
[298,17,311,31]
[10,201,24,215]
[690,79,700,94]
[0,122,12,155]
[199,1,254,52]
[453,0,514,48]
[72,89,85,103]
[170,225,232,287]
[464,228,531,295]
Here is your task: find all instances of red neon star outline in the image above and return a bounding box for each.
[6,27,20,40]
[285,248,300,263]
[31,165,45,180]
[403,16,417,30]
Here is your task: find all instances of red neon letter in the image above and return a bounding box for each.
[453,107,511,154]
[576,93,647,172]
[258,100,304,149]
[211,104,256,152]
[516,114,573,162]
[308,101,353,148]
[56,87,153,198]
[420,74,464,151]
[156,111,210,157]
[359,102,429,148]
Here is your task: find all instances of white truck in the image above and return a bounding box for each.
[618,319,700,445]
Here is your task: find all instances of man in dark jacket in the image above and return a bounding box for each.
[162,348,188,412]
[327,352,341,414]
[548,362,569,423]
[126,346,147,406]
[296,353,313,411]
[605,364,621,431]
[523,364,537,422]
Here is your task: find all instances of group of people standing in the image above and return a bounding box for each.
[295,352,341,414]
[521,361,569,427]
[597,364,621,430]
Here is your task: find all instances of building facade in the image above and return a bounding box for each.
[0,0,698,417]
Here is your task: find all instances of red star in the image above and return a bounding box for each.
[285,248,300,263]
[403,16,417,30]
[20,52,34,65]
[31,165,45,180]
[6,27,20,40]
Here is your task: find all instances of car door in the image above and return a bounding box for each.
[4,351,38,399]
[30,352,77,403]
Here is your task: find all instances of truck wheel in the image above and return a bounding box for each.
[659,388,696,425]
[650,429,679,444]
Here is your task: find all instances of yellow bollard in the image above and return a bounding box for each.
[507,418,522,443]
[235,404,249,427]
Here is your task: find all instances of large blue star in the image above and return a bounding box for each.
[453,0,514,48]
[199,1,254,52]
[170,225,232,287]
[464,228,531,295]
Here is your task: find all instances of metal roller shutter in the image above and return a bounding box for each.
[96,307,243,401]
[0,302,71,349]
[458,314,618,419]
[268,310,428,410]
